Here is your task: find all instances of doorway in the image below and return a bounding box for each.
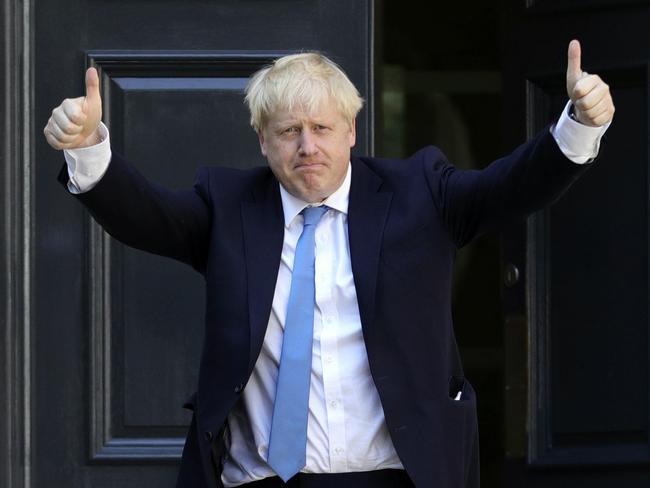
[377,2,506,486]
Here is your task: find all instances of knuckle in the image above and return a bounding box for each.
[573,84,587,98]
[68,107,83,123]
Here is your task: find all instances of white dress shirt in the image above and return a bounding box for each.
[220,164,404,485]
[62,102,609,487]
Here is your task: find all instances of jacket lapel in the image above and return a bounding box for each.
[241,175,284,374]
[348,157,392,336]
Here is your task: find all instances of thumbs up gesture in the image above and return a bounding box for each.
[44,68,103,149]
[566,40,614,127]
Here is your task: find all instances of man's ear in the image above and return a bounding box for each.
[348,118,357,148]
[257,129,267,157]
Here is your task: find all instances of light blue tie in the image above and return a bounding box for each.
[267,205,328,481]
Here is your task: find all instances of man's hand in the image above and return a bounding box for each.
[566,39,615,127]
[43,67,103,150]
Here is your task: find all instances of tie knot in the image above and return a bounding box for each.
[302,205,327,226]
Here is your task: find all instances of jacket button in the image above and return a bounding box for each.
[234,383,245,394]
[204,431,213,442]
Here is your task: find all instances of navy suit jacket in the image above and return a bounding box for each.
[61,127,590,488]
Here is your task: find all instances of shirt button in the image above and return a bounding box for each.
[326,317,333,324]
[334,447,344,455]
[325,355,334,364]
[329,400,338,408]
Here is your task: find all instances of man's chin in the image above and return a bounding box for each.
[293,185,329,203]
[295,176,328,202]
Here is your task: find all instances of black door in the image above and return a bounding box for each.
[1,2,374,487]
[501,2,650,486]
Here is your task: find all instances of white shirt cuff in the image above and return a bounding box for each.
[550,101,610,164]
[63,122,112,194]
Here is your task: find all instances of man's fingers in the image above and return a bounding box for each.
[52,105,84,135]
[43,126,76,150]
[581,97,614,122]
[61,97,87,125]
[44,97,88,150]
[571,74,601,100]
[591,110,615,127]
[43,128,62,149]
[574,80,610,112]
[567,39,582,85]
[47,117,79,142]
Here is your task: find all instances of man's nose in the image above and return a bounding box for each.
[298,131,318,156]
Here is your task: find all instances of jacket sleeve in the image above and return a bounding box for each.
[424,126,594,248]
[58,151,211,274]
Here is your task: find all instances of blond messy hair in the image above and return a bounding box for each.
[244,52,364,132]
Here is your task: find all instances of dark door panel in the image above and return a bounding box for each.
[10,2,375,487]
[502,2,650,485]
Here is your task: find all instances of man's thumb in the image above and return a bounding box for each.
[84,67,101,105]
[567,39,582,85]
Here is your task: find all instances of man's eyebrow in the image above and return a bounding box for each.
[272,121,298,131]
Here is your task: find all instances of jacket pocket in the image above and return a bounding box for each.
[448,375,476,406]
[444,378,479,487]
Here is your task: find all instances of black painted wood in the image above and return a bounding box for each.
[502,1,650,485]
[1,1,32,488]
[19,1,374,487]
[526,69,649,466]
[526,0,650,14]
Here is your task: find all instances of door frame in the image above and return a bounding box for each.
[2,1,34,488]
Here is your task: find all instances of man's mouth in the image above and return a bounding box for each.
[295,162,326,170]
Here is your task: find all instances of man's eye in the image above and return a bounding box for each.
[284,127,299,134]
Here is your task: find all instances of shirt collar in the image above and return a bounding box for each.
[279,162,351,229]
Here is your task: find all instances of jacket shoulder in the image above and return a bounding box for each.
[355,146,453,187]
[357,145,450,170]
[196,164,276,198]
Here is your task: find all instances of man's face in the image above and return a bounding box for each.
[258,100,356,203]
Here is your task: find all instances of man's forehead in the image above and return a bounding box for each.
[268,101,342,125]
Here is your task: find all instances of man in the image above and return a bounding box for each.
[43,40,614,488]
